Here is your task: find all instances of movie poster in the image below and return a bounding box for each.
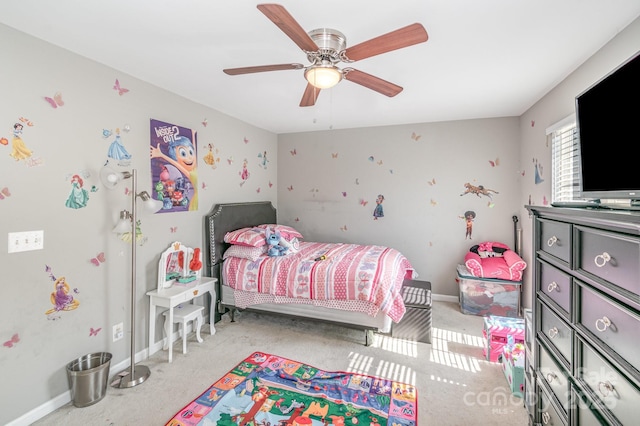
[149,119,198,213]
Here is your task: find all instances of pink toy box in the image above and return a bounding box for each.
[482,315,525,363]
[500,341,526,398]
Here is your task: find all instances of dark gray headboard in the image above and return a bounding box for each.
[204,201,277,278]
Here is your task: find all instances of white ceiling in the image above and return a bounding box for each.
[2,1,640,134]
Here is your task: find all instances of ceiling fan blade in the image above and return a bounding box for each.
[300,83,320,107]
[223,63,305,75]
[257,4,319,52]
[343,23,428,62]
[343,68,403,97]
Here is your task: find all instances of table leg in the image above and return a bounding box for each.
[148,303,156,357]
[209,292,216,335]
[168,307,174,363]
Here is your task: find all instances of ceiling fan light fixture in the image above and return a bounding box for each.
[305,65,342,89]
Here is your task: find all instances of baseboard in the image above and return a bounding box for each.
[6,349,149,426]
[432,293,459,303]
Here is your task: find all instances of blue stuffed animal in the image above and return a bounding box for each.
[265,227,288,257]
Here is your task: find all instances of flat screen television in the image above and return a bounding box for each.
[576,49,640,207]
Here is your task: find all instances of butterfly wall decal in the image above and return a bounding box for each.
[3,333,19,348]
[430,198,438,206]
[243,137,249,144]
[489,157,500,167]
[90,252,106,266]
[45,264,56,281]
[0,187,11,200]
[170,226,177,233]
[113,79,129,96]
[340,225,348,231]
[202,182,208,190]
[331,153,338,158]
[341,191,347,197]
[359,199,368,207]
[294,217,300,222]
[44,92,64,108]
[377,160,383,166]
[202,118,208,127]
[227,156,234,165]
[256,187,261,193]
[411,132,422,141]
[89,327,102,337]
[290,148,297,156]
[19,117,34,126]
[287,185,294,191]
[427,178,436,186]
[268,181,273,188]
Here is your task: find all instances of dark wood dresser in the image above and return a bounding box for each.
[526,206,639,425]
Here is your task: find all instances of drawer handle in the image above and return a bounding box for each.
[547,281,558,292]
[547,236,558,247]
[595,316,612,332]
[547,327,559,338]
[598,381,617,398]
[546,372,557,383]
[594,252,611,267]
[542,411,551,424]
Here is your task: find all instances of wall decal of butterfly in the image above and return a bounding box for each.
[427,178,436,186]
[377,160,383,166]
[531,120,535,127]
[268,181,273,188]
[201,182,208,190]
[355,178,360,185]
[487,201,495,208]
[340,225,348,231]
[489,157,500,167]
[89,327,102,337]
[90,252,106,266]
[543,195,549,206]
[368,156,374,162]
[287,185,293,191]
[290,148,297,156]
[430,198,438,206]
[331,152,338,158]
[113,79,129,96]
[411,132,422,141]
[256,187,261,193]
[19,116,34,126]
[310,188,319,197]
[170,226,178,233]
[3,333,20,348]
[341,191,347,197]
[45,264,56,282]
[0,187,11,200]
[359,198,368,207]
[243,137,249,144]
[202,118,208,127]
[44,92,64,108]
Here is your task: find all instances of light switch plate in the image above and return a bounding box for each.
[8,230,44,253]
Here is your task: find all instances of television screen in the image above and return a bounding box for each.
[576,50,640,203]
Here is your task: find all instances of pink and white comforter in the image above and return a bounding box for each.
[222,242,415,322]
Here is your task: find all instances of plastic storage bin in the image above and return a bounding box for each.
[482,315,525,362]
[456,264,521,317]
[66,352,112,407]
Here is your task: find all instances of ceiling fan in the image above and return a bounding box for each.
[223,3,428,107]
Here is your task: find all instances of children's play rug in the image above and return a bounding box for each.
[166,351,418,425]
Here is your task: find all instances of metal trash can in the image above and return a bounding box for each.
[66,352,112,407]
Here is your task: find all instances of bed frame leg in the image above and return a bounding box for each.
[365,330,374,347]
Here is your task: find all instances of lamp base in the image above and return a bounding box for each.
[110,364,150,388]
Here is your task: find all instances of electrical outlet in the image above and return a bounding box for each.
[113,323,124,342]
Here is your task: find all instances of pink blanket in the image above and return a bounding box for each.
[222,242,415,322]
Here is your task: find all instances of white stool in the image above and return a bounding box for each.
[162,304,204,355]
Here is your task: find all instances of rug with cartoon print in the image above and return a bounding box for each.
[165,351,417,426]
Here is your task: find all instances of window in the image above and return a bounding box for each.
[547,115,580,202]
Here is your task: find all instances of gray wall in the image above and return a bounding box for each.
[2,15,639,425]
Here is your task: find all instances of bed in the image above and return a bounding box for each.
[204,201,415,345]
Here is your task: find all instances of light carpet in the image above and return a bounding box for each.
[31,301,528,425]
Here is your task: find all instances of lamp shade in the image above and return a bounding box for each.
[100,164,131,189]
[305,65,342,89]
[139,191,164,213]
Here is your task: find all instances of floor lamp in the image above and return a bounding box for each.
[100,165,161,388]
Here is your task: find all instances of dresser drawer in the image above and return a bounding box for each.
[572,387,610,426]
[577,337,640,426]
[577,226,640,297]
[539,302,571,365]
[538,261,571,316]
[538,379,567,425]
[539,219,571,264]
[578,283,640,373]
[538,342,570,412]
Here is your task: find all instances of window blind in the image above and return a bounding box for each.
[547,115,580,202]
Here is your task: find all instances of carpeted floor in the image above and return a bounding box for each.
[31,301,529,425]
